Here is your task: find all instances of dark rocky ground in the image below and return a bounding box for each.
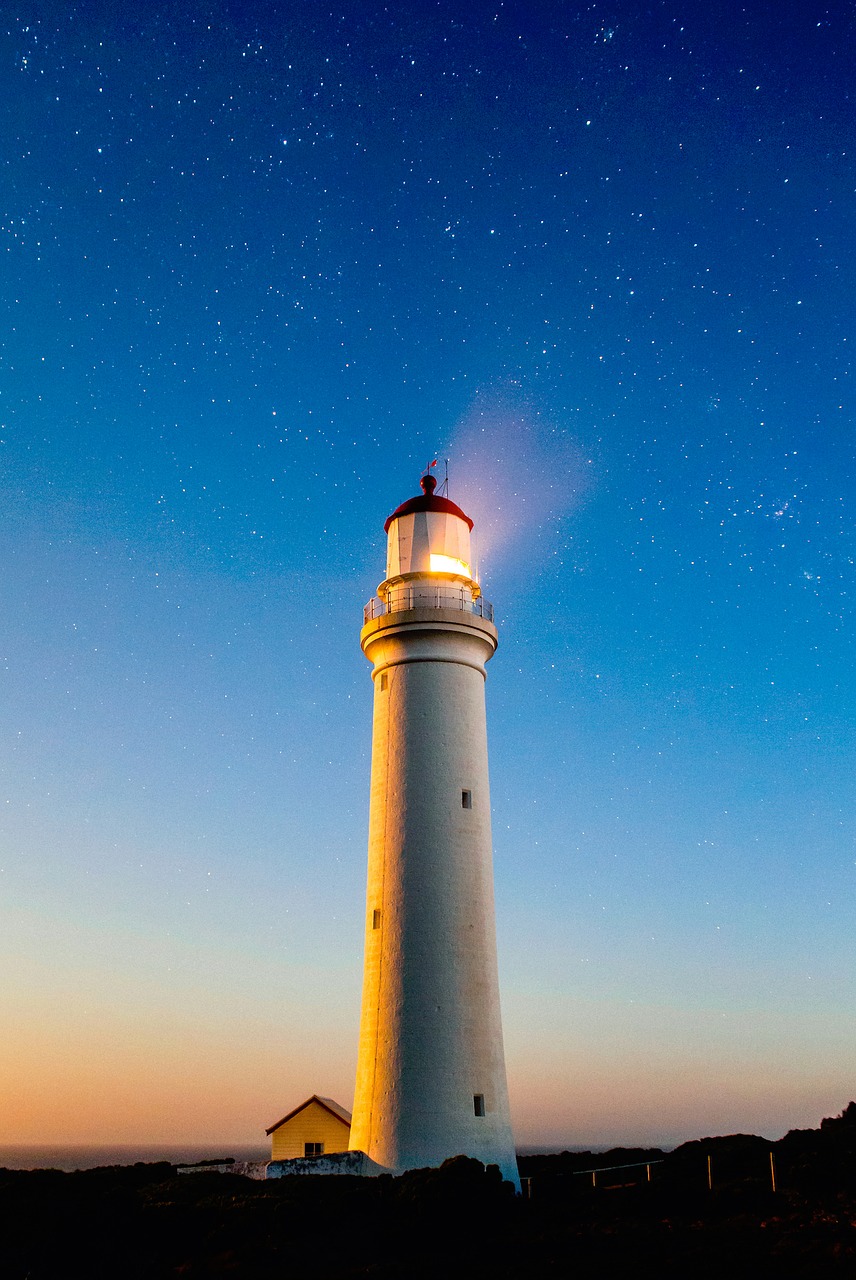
[3,1104,856,1278]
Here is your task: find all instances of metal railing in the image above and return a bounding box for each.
[364,585,494,625]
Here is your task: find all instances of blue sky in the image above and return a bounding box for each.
[1,0,853,1147]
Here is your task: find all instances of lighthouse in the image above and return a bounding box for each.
[350,472,519,1189]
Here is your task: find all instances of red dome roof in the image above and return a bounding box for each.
[384,473,473,533]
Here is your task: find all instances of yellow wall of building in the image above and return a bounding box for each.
[270,1100,351,1161]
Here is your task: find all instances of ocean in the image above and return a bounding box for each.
[0,1143,605,1172]
[0,1145,270,1172]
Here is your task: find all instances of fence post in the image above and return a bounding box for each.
[707,1154,713,1191]
[769,1150,777,1193]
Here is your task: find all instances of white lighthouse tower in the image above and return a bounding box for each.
[350,472,519,1189]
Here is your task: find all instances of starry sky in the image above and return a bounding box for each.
[1,0,853,1151]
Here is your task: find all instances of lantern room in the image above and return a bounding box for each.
[382,474,476,589]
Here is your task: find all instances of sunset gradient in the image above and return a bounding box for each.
[2,1,853,1151]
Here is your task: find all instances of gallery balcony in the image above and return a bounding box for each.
[363,584,494,625]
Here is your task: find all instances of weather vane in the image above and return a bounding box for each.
[422,457,450,496]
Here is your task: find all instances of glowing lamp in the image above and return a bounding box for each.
[429,553,472,578]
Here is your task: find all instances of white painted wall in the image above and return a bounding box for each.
[350,605,519,1189]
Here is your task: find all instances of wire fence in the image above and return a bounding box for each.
[520,1150,782,1200]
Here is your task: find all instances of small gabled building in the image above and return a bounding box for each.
[266,1095,352,1161]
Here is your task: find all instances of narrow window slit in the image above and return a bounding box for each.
[474,1094,485,1117]
[379,672,388,691]
[461,789,473,809]
[372,909,382,930]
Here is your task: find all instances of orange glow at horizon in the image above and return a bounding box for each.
[0,1017,358,1145]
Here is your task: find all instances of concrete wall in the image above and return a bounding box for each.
[267,1150,389,1179]
[177,1160,268,1180]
